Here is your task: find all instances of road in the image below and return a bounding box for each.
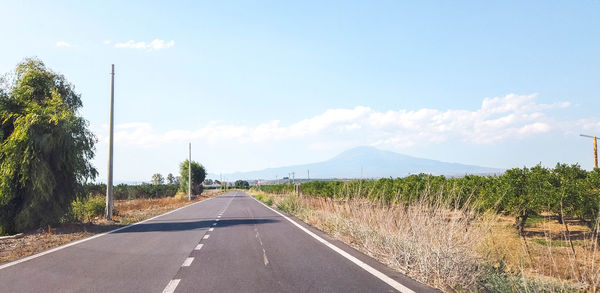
[0,191,435,292]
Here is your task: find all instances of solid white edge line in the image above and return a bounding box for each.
[0,194,227,270]
[195,243,204,250]
[181,257,194,267]
[250,195,415,293]
[162,279,181,293]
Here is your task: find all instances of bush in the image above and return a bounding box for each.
[276,195,303,214]
[255,193,274,206]
[71,196,105,222]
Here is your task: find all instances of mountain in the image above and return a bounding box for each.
[211,146,503,181]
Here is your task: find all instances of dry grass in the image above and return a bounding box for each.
[0,189,224,264]
[483,215,600,291]
[253,191,599,292]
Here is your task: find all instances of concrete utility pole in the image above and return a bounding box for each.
[292,172,295,184]
[188,142,192,200]
[105,64,115,220]
[307,169,310,180]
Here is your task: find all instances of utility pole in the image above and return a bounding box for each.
[220,173,223,191]
[581,134,599,168]
[292,172,295,184]
[188,143,192,200]
[307,169,310,180]
[105,64,114,220]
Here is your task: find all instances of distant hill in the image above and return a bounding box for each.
[210,146,503,181]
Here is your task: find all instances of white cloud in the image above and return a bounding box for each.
[56,41,72,48]
[97,94,583,148]
[114,39,175,50]
[103,40,112,45]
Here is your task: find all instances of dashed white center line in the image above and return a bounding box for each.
[203,234,210,239]
[195,244,204,250]
[162,279,180,293]
[182,257,194,267]
[217,215,221,218]
[209,228,214,232]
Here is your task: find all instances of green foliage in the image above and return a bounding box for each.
[550,163,588,221]
[255,184,294,194]
[0,58,97,234]
[71,196,105,222]
[179,160,206,195]
[276,195,303,214]
[84,183,179,200]
[166,173,175,184]
[476,263,580,292]
[256,164,600,234]
[151,173,164,185]
[234,180,250,189]
[255,193,274,206]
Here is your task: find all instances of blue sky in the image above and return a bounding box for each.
[1,1,599,181]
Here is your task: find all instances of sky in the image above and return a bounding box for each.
[1,1,599,182]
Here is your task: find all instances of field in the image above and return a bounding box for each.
[252,171,600,292]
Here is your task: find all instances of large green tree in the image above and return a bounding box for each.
[0,58,97,234]
[179,160,206,195]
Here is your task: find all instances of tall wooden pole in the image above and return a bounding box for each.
[105,65,114,220]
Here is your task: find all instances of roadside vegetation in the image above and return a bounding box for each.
[0,58,97,235]
[254,164,600,292]
[0,58,220,265]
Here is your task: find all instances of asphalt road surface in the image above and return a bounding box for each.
[0,191,436,292]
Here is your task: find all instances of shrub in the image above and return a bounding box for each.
[276,195,303,214]
[255,193,274,206]
[71,196,105,222]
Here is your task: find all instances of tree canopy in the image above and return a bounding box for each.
[0,58,97,234]
[151,173,164,185]
[179,160,206,195]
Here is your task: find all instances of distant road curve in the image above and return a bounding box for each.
[0,191,437,292]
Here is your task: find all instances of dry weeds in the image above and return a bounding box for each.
[254,191,600,292]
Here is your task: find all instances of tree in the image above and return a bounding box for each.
[0,58,97,234]
[151,173,164,185]
[550,163,587,223]
[179,160,206,195]
[166,173,175,185]
[234,180,250,189]
[502,167,539,234]
[204,179,213,185]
